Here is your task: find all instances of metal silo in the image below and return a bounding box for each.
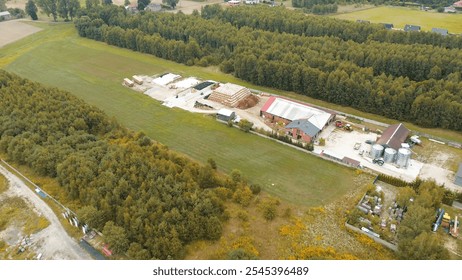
[370,144,384,159]
[383,148,397,163]
[396,148,411,168]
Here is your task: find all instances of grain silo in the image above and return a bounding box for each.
[383,148,397,163]
[396,148,411,168]
[370,144,384,159]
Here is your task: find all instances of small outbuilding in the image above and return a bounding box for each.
[0,11,11,21]
[383,23,394,30]
[455,163,462,187]
[216,108,236,122]
[404,24,421,32]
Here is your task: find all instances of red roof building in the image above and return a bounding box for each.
[454,1,462,8]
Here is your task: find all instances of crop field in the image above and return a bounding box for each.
[332,6,462,34]
[0,23,363,207]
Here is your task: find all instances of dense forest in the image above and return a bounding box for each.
[75,5,462,131]
[0,70,246,259]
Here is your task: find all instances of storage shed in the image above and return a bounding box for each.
[216,108,236,122]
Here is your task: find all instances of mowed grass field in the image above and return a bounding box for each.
[332,6,462,33]
[0,22,361,207]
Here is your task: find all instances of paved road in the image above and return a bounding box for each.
[0,164,92,260]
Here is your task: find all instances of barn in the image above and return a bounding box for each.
[376,123,410,150]
[455,164,462,187]
[208,83,251,107]
[260,96,335,142]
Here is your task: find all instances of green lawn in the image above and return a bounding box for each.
[1,23,361,207]
[332,6,462,34]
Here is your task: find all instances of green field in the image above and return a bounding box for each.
[0,23,363,207]
[332,6,462,34]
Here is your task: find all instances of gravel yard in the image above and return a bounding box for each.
[0,164,92,260]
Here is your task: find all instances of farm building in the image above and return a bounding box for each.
[383,23,394,30]
[208,83,251,107]
[432,28,449,36]
[216,108,236,122]
[455,164,462,186]
[0,11,11,21]
[376,123,410,150]
[404,25,421,32]
[260,96,335,142]
[285,119,320,143]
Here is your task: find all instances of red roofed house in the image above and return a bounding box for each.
[454,0,462,8]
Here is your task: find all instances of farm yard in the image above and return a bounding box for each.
[332,6,462,34]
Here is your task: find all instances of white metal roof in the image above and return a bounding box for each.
[265,98,332,130]
[217,108,235,117]
[0,11,11,16]
[153,73,181,86]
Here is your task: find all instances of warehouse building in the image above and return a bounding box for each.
[260,96,335,142]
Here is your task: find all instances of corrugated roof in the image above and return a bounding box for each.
[286,119,320,137]
[376,123,410,150]
[0,11,10,16]
[261,97,333,129]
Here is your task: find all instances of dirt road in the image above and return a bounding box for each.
[0,164,92,260]
[0,20,42,48]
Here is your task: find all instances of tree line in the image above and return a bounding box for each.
[202,5,462,49]
[0,70,256,259]
[74,6,462,131]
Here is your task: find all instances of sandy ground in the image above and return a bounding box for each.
[0,164,92,260]
[0,20,42,48]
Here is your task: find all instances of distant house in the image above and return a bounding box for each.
[245,0,259,4]
[432,27,449,36]
[376,123,410,150]
[404,24,421,32]
[445,6,457,13]
[455,164,462,186]
[216,108,236,122]
[454,0,462,9]
[145,3,162,12]
[382,23,394,30]
[0,11,11,21]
